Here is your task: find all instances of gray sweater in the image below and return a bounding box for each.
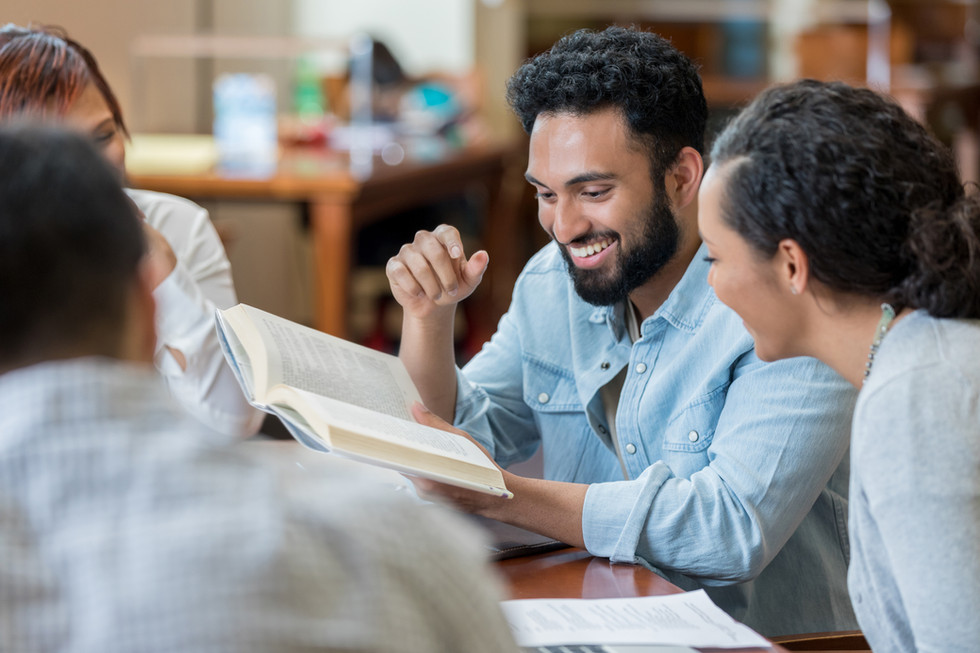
[849,310,980,652]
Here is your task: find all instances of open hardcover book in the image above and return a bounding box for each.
[216,303,511,498]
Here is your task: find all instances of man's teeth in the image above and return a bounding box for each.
[570,238,613,258]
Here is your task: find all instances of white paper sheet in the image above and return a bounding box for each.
[501,589,771,649]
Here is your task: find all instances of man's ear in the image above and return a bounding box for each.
[776,238,811,296]
[665,146,704,211]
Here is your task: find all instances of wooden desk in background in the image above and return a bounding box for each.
[129,141,515,338]
[497,547,791,653]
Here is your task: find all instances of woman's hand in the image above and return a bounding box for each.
[141,220,177,290]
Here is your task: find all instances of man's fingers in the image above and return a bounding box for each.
[385,257,425,298]
[414,232,462,296]
[392,242,452,299]
[433,224,464,260]
[386,227,478,306]
[462,250,489,287]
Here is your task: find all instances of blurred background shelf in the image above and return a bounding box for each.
[5,0,977,356]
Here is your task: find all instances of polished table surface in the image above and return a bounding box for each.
[498,547,683,601]
[129,140,516,337]
[496,548,789,653]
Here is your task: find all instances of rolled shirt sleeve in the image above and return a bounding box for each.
[583,353,853,582]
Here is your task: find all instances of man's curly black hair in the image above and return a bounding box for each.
[506,26,707,180]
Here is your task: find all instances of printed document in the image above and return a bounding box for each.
[501,590,770,649]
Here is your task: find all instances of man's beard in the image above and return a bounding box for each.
[558,193,680,307]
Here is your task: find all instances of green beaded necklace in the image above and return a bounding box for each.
[862,303,896,385]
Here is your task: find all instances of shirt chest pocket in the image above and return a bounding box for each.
[522,358,582,414]
[523,357,612,482]
[660,386,725,455]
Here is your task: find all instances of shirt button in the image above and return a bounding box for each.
[597,424,607,434]
[625,443,637,455]
[635,362,647,374]
[688,430,699,442]
[601,361,610,370]
[537,392,549,404]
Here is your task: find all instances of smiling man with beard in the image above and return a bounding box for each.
[386,27,858,637]
[552,158,680,308]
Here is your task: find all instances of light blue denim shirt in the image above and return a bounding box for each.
[456,242,858,637]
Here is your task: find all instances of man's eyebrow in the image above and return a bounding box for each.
[524,172,546,187]
[564,172,617,187]
[524,171,617,188]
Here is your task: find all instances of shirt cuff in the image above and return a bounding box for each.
[154,262,211,343]
[582,462,672,562]
[152,262,214,374]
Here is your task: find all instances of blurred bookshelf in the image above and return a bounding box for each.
[525,0,772,110]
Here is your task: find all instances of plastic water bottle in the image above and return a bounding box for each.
[213,73,278,177]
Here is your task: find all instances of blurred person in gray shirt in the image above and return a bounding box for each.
[0,124,519,653]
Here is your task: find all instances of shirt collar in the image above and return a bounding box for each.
[654,242,715,333]
[597,242,716,338]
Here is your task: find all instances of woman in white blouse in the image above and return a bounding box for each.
[0,23,263,438]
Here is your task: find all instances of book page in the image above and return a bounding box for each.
[215,311,257,400]
[279,387,493,468]
[501,590,769,649]
[245,305,420,420]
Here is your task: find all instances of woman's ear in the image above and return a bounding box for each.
[665,146,704,211]
[777,238,810,296]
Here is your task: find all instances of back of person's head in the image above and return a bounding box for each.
[0,124,144,373]
[710,78,980,319]
[506,25,707,179]
[0,23,128,135]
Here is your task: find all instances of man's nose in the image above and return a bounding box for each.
[551,198,588,244]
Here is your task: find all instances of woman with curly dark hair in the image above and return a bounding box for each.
[699,78,980,651]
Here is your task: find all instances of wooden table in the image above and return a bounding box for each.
[497,548,788,653]
[129,140,515,337]
[251,439,798,651]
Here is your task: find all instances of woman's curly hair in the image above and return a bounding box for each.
[711,79,980,319]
